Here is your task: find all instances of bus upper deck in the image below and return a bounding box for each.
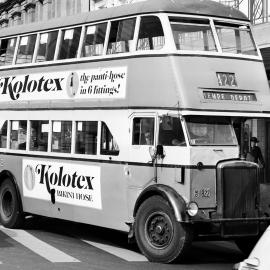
[0,0,268,117]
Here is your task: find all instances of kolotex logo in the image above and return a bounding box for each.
[0,74,65,100]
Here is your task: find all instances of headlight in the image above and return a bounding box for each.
[186,201,198,217]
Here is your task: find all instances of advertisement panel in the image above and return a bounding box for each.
[0,66,127,101]
[23,159,102,209]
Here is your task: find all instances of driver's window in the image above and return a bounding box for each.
[158,116,186,146]
[132,117,155,145]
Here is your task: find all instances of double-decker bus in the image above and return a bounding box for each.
[0,0,269,263]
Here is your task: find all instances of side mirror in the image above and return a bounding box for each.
[156,144,165,159]
[149,145,165,162]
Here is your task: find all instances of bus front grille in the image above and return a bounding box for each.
[222,165,258,219]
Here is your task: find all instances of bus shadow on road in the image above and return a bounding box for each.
[21,216,246,265]
[183,241,245,264]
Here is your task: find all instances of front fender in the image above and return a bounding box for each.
[133,184,187,222]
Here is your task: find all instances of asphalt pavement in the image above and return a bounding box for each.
[0,217,245,270]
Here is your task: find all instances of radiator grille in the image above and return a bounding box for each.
[222,166,258,219]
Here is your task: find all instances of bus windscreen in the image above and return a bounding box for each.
[185,116,238,146]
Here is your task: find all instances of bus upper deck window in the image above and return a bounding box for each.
[170,17,216,52]
[132,117,155,145]
[107,18,136,54]
[16,34,37,64]
[0,39,9,66]
[137,16,164,51]
[82,23,107,57]
[30,121,49,152]
[58,27,82,60]
[0,121,7,148]
[215,22,258,56]
[0,37,16,66]
[36,31,58,62]
[51,121,72,153]
[100,122,119,155]
[10,120,27,150]
[158,116,186,146]
[75,121,98,155]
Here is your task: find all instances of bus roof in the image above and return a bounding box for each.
[0,0,248,38]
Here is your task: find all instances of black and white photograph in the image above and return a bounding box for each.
[0,0,269,269]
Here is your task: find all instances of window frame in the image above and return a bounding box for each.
[1,119,118,159]
[0,13,261,69]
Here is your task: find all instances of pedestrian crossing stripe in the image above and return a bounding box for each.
[0,226,148,262]
[0,226,80,263]
[82,239,148,262]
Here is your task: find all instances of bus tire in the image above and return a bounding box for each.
[0,179,24,228]
[235,236,259,256]
[135,195,192,263]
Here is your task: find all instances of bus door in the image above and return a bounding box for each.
[155,115,188,185]
[127,113,158,215]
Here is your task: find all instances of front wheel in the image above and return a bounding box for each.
[135,196,192,263]
[0,179,24,228]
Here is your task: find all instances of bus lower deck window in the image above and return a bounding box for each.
[100,122,119,155]
[10,120,27,150]
[75,121,98,155]
[51,121,72,153]
[0,121,7,148]
[30,121,49,152]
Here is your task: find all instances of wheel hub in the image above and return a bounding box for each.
[146,212,173,248]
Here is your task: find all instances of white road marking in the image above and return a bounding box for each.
[82,239,148,262]
[0,226,80,263]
